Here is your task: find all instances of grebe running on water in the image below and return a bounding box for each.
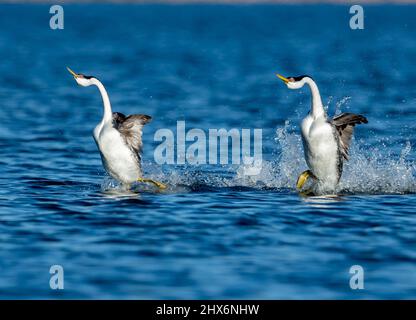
[277,74,367,194]
[67,67,166,190]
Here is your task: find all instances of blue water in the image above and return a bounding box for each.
[0,4,416,299]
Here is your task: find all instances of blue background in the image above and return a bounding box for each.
[0,4,415,298]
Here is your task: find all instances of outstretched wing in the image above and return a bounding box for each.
[113,113,152,155]
[331,112,368,161]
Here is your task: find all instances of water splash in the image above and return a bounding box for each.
[334,96,351,115]
[340,140,416,194]
[101,116,415,196]
[254,121,416,195]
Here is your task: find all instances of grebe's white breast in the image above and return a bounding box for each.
[93,122,141,184]
[301,114,340,190]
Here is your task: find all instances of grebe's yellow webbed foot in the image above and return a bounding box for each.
[137,178,167,190]
[296,170,316,190]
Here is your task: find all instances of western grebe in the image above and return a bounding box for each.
[276,74,368,194]
[67,67,166,190]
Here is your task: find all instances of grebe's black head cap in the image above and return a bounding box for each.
[276,73,314,85]
[77,74,95,80]
[288,75,313,82]
[66,67,97,80]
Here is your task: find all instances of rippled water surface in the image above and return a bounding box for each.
[0,4,416,299]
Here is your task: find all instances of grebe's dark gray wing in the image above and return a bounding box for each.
[331,113,368,160]
[116,114,152,155]
[112,112,127,129]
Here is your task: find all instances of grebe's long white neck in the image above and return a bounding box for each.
[303,77,325,119]
[91,78,113,123]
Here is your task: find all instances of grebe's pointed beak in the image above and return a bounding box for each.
[66,67,78,78]
[276,73,289,84]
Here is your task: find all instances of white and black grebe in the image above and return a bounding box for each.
[276,74,368,194]
[67,67,166,190]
